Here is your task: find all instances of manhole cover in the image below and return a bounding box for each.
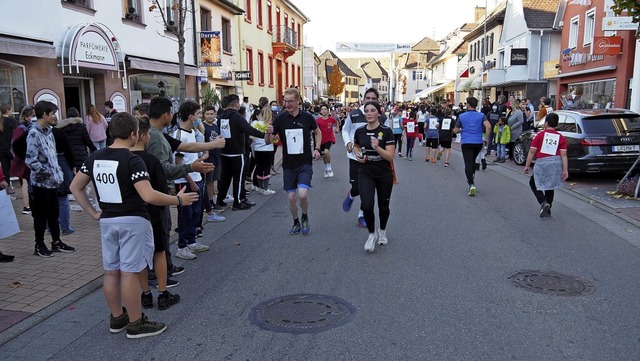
[509,270,595,297]
[249,294,356,334]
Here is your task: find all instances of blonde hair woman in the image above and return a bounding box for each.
[84,104,108,149]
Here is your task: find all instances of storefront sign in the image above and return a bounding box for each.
[543,60,559,79]
[199,31,221,67]
[209,66,233,80]
[510,48,528,65]
[72,27,117,70]
[602,17,638,31]
[110,92,127,113]
[33,89,60,108]
[335,42,412,53]
[593,36,623,55]
[235,71,251,81]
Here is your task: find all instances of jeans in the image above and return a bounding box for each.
[405,137,416,157]
[176,180,203,249]
[93,140,106,150]
[58,195,71,231]
[497,144,506,159]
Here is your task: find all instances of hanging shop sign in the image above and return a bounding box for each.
[199,31,222,67]
[235,71,252,81]
[510,48,528,65]
[593,36,622,56]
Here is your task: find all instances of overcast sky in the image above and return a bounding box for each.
[296,0,499,57]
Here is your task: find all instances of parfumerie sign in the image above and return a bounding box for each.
[72,28,117,71]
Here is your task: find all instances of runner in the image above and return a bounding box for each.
[453,97,492,196]
[523,112,569,217]
[266,88,321,235]
[316,103,339,178]
[437,108,455,167]
[352,101,395,252]
[341,88,389,227]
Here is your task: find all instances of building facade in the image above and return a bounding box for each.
[0,0,199,118]
[554,0,637,110]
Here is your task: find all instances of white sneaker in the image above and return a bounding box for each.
[377,229,388,245]
[324,170,329,178]
[262,189,276,195]
[207,213,226,222]
[364,231,377,252]
[224,194,234,202]
[188,242,210,253]
[176,247,197,260]
[328,170,334,177]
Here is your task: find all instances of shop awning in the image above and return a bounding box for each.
[0,35,56,59]
[470,76,483,90]
[456,78,472,92]
[128,56,199,76]
[414,80,454,99]
[459,68,469,78]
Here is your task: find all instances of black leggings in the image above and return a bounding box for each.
[393,134,403,153]
[461,143,483,185]
[358,171,393,233]
[253,151,273,188]
[348,159,361,198]
[529,171,555,205]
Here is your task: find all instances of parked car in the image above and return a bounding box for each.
[512,109,640,173]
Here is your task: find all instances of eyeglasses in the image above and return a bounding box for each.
[283,99,297,104]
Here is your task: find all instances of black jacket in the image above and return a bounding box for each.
[219,108,265,155]
[57,117,96,168]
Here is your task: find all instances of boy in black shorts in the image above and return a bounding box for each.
[70,113,198,339]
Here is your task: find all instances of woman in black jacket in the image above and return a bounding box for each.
[57,107,96,171]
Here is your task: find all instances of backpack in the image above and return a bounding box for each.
[11,124,29,160]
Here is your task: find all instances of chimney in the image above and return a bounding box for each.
[475,6,486,24]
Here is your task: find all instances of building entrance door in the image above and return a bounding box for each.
[63,77,94,118]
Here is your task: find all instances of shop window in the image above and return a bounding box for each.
[129,74,180,103]
[583,8,596,46]
[165,0,178,31]
[122,0,142,22]
[63,0,93,8]
[200,7,211,31]
[245,0,252,23]
[222,17,232,53]
[569,15,579,49]
[246,47,254,84]
[489,33,494,54]
[257,0,263,29]
[266,1,273,33]
[566,79,616,110]
[257,51,264,86]
[0,61,27,114]
[268,54,273,87]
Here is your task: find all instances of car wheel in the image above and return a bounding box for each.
[513,141,526,166]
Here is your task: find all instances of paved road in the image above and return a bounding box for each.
[3,140,640,361]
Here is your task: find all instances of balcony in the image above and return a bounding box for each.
[271,26,298,60]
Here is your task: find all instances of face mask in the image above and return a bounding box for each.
[492,106,497,111]
[271,106,278,111]
[31,116,37,121]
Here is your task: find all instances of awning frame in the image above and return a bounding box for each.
[0,35,56,59]
[414,80,454,99]
[128,56,199,77]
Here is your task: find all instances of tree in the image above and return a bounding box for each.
[327,64,345,98]
[611,0,640,37]
[148,0,189,102]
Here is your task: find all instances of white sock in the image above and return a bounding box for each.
[358,210,363,217]
[327,163,332,171]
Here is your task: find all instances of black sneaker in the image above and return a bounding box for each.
[22,207,31,215]
[241,199,256,207]
[110,309,129,333]
[0,252,15,262]
[540,202,551,218]
[196,228,203,238]
[232,202,251,211]
[126,314,167,339]
[141,291,153,309]
[157,290,181,310]
[211,203,224,211]
[34,244,53,258]
[166,278,179,288]
[169,265,185,276]
[51,241,76,253]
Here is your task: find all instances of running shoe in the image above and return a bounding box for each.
[327,170,334,177]
[357,216,367,228]
[377,229,388,245]
[468,184,477,197]
[207,213,226,222]
[289,222,301,235]
[301,217,310,235]
[540,202,551,218]
[126,314,167,339]
[342,192,353,212]
[324,170,329,178]
[51,241,76,253]
[364,232,378,252]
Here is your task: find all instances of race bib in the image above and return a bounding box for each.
[441,118,451,130]
[285,128,304,154]
[540,132,560,155]
[220,119,231,138]
[93,160,122,204]
[407,122,416,133]
[429,118,438,130]
[392,118,400,129]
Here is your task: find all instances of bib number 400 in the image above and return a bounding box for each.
[95,173,116,184]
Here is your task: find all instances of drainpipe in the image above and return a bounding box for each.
[191,0,199,102]
[537,29,543,81]
[631,38,640,113]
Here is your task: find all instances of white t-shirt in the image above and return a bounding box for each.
[172,128,202,183]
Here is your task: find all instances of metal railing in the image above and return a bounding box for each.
[271,26,298,48]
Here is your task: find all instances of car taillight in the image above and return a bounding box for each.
[580,138,607,146]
